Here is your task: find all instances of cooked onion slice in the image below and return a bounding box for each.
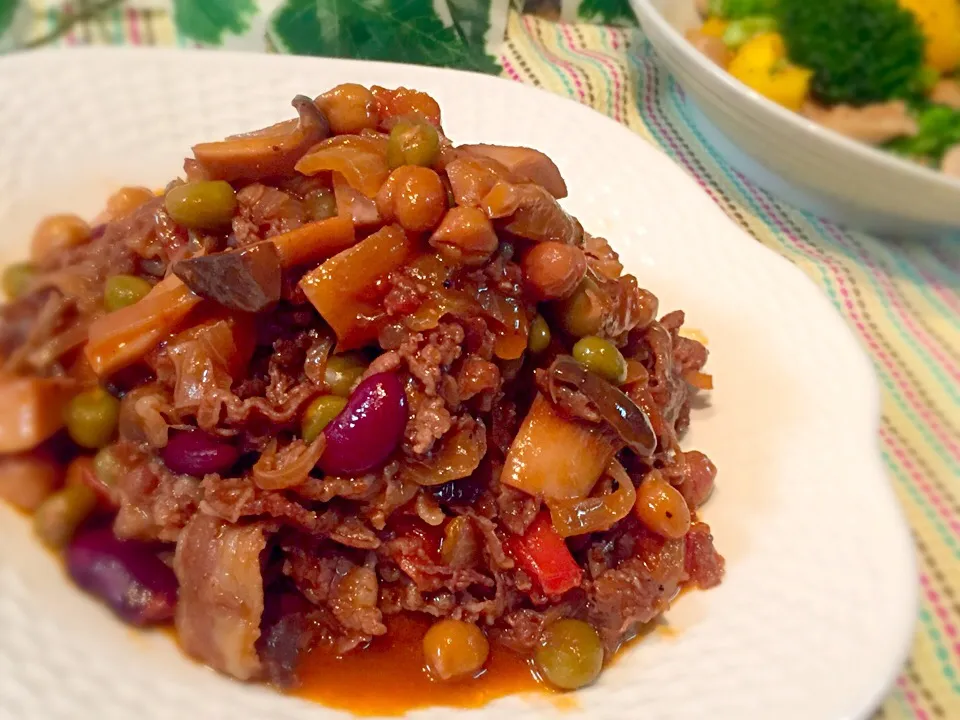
[548,460,637,537]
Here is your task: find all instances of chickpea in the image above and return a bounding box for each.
[101,186,154,222]
[0,453,63,512]
[31,214,91,262]
[522,241,587,300]
[428,206,498,266]
[423,619,490,680]
[316,84,379,134]
[376,166,446,232]
[634,470,691,539]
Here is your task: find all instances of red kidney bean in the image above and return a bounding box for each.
[66,527,177,626]
[317,372,407,476]
[161,428,239,476]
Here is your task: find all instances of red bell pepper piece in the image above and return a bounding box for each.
[506,511,583,595]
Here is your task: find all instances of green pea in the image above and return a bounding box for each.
[3,262,36,299]
[104,274,152,312]
[164,181,238,230]
[93,446,122,487]
[324,353,368,397]
[304,187,338,221]
[528,315,552,354]
[573,335,627,385]
[534,619,604,691]
[65,387,120,449]
[387,119,441,169]
[556,280,602,338]
[33,484,97,549]
[302,395,348,443]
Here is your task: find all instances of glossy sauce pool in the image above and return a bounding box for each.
[292,613,545,715]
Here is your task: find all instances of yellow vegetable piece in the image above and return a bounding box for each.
[728,32,813,111]
[700,17,729,38]
[899,0,960,73]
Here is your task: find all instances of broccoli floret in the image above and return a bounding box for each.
[709,0,778,20]
[777,0,925,106]
[886,104,960,162]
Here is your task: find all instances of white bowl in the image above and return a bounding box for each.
[632,0,960,239]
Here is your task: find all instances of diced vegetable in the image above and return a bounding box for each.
[527,315,552,354]
[505,511,583,595]
[423,619,490,680]
[31,214,91,262]
[96,186,155,224]
[192,95,330,181]
[899,0,960,73]
[104,274,153,312]
[387,118,441,168]
[2,262,36,299]
[372,86,442,128]
[721,16,778,49]
[315,84,379,134]
[548,461,637,537]
[458,144,568,198]
[728,32,813,111]
[85,274,202,377]
[572,335,628,385]
[634,470,692,539]
[502,394,615,501]
[535,619,604,690]
[164,181,238,230]
[173,242,281,313]
[299,225,418,350]
[64,387,120,449]
[323,353,368,397]
[301,395,348,443]
[295,135,390,198]
[317,372,407,476]
[269,215,357,268]
[33,483,97,549]
[67,526,178,626]
[0,377,74,453]
[161,428,239,477]
[303,187,338,221]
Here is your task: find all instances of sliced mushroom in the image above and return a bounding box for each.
[190,95,330,181]
[458,144,568,198]
[545,356,656,456]
[173,242,282,313]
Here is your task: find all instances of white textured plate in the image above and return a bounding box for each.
[0,48,915,720]
[632,0,960,240]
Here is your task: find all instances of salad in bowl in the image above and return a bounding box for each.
[686,0,960,177]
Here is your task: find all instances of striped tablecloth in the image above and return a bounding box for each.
[16,3,960,718]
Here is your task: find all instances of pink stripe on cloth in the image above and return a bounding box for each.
[126,7,141,45]
[521,15,588,103]
[818,222,960,385]
[881,426,960,542]
[920,575,960,663]
[556,23,625,123]
[897,678,931,720]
